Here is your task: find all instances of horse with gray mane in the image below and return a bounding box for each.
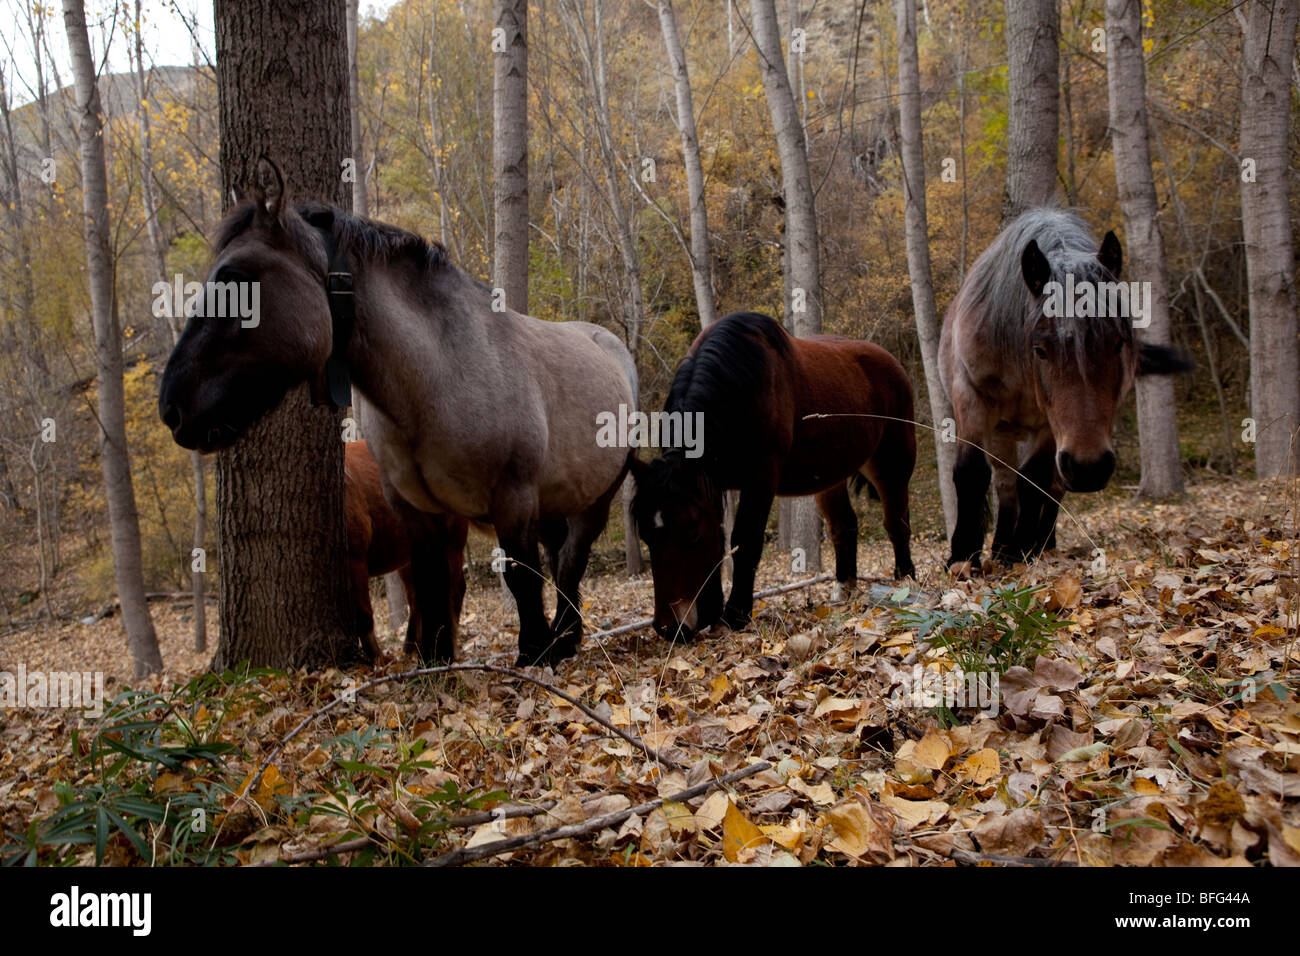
[939,206,1192,571]
[159,159,636,667]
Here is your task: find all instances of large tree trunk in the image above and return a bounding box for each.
[1002,0,1059,221]
[751,0,821,572]
[658,0,716,328]
[1105,0,1184,499]
[1239,0,1299,478]
[62,0,163,677]
[493,0,528,313]
[895,0,956,537]
[135,0,208,653]
[211,0,362,670]
[346,0,368,217]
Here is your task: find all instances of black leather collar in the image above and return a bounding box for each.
[313,223,355,408]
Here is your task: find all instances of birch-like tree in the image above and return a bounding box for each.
[493,0,529,313]
[62,0,163,676]
[750,0,821,571]
[1003,0,1059,220]
[1238,0,1299,477]
[1105,0,1184,498]
[894,0,956,535]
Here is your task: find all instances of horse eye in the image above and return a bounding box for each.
[1033,344,1048,359]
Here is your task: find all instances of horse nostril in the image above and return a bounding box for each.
[160,402,180,430]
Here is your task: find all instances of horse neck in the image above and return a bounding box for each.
[343,259,476,419]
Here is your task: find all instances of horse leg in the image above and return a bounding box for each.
[949,442,992,570]
[721,475,778,630]
[492,498,552,667]
[400,511,461,664]
[816,481,857,601]
[350,557,381,660]
[550,493,614,658]
[1012,435,1058,559]
[862,466,916,581]
[988,434,1021,565]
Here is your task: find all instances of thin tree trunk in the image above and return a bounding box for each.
[1003,0,1060,221]
[63,0,163,677]
[347,0,368,217]
[751,0,821,572]
[1105,0,1183,499]
[1239,0,1299,478]
[134,0,207,652]
[658,0,716,328]
[492,0,528,313]
[211,0,361,669]
[895,0,956,536]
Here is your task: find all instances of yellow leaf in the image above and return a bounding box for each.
[760,820,806,851]
[721,800,767,862]
[961,748,1000,785]
[812,697,859,719]
[1134,778,1161,795]
[662,800,696,834]
[826,801,890,858]
[709,674,730,704]
[913,730,952,771]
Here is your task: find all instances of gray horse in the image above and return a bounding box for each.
[159,159,636,666]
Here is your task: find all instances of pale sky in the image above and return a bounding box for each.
[1,0,397,107]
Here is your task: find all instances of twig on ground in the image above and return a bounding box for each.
[246,663,688,804]
[425,760,772,867]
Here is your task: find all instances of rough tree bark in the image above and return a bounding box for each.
[1239,0,1299,477]
[658,0,716,329]
[1003,0,1060,221]
[62,0,163,676]
[895,0,956,536]
[347,0,368,217]
[1105,0,1184,499]
[751,0,821,572]
[134,0,209,651]
[211,0,362,669]
[493,0,528,313]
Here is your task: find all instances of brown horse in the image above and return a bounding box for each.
[630,312,915,641]
[940,207,1192,570]
[158,159,636,666]
[344,439,467,658]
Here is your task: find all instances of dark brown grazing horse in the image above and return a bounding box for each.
[344,439,468,658]
[631,312,916,641]
[939,207,1192,570]
[158,159,636,666]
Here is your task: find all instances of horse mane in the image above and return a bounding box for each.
[952,206,1131,374]
[664,311,790,467]
[212,199,450,278]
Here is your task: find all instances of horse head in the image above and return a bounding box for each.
[158,158,337,452]
[629,454,724,641]
[1019,230,1190,493]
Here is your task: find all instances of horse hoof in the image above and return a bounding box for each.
[830,581,853,603]
[720,607,751,631]
[895,564,916,581]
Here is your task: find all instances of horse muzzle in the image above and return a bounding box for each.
[1058,449,1116,493]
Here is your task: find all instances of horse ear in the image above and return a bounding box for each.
[229,185,244,206]
[1098,230,1122,279]
[253,156,289,222]
[1021,239,1052,297]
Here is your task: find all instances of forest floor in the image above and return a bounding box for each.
[1,473,1297,866]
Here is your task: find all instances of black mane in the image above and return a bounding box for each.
[213,199,450,277]
[663,311,790,467]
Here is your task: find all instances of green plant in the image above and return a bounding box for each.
[896,583,1068,675]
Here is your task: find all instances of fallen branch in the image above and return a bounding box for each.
[247,663,688,802]
[269,796,564,863]
[424,760,771,867]
[587,573,836,645]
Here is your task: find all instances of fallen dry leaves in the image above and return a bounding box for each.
[1,475,1296,866]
